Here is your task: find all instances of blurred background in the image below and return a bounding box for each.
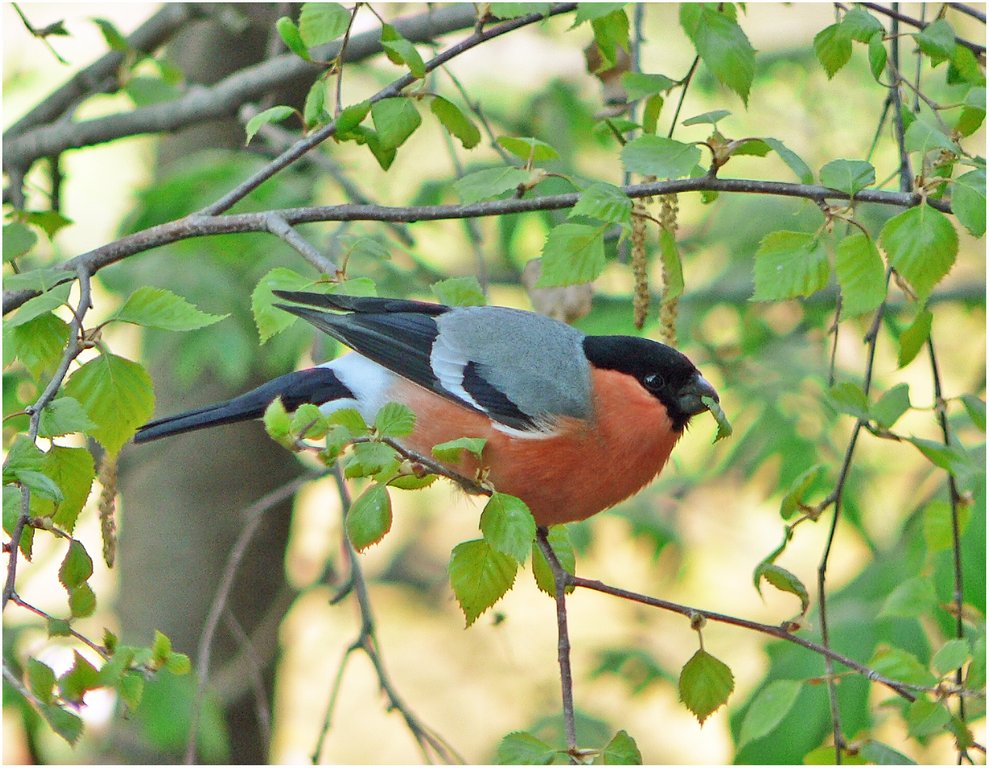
[3,3,984,763]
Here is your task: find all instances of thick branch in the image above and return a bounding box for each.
[1,176,951,316]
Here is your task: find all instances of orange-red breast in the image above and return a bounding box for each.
[135,292,718,526]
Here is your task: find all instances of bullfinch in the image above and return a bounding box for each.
[134,291,719,526]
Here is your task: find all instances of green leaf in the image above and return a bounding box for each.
[497,136,559,163]
[737,679,803,750]
[343,441,399,479]
[869,646,937,686]
[620,135,701,179]
[27,658,56,704]
[868,32,888,81]
[590,9,630,68]
[731,138,771,157]
[762,138,814,184]
[878,575,937,617]
[345,484,392,551]
[2,265,72,293]
[371,97,422,151]
[496,731,557,765]
[621,72,676,100]
[303,77,330,128]
[42,703,83,745]
[3,222,37,262]
[779,464,827,520]
[480,493,536,563]
[9,312,70,381]
[907,436,971,475]
[835,232,885,319]
[335,100,371,135]
[69,582,96,618]
[659,228,684,302]
[263,398,292,445]
[814,23,853,78]
[58,540,93,589]
[819,159,875,196]
[829,381,871,421]
[751,231,829,301]
[432,436,487,462]
[166,651,192,675]
[431,276,486,307]
[569,182,632,226]
[879,205,958,303]
[840,7,883,42]
[952,168,985,237]
[387,473,437,491]
[62,353,155,455]
[47,617,72,637]
[532,525,575,597]
[897,308,933,368]
[381,23,426,78]
[678,649,734,724]
[276,17,310,61]
[152,629,172,662]
[641,93,663,134]
[252,267,314,343]
[915,19,955,67]
[907,697,951,737]
[682,109,732,127]
[923,499,970,552]
[92,17,128,51]
[7,284,71,328]
[244,105,297,145]
[602,730,642,764]
[871,384,911,428]
[430,96,480,149]
[39,446,95,534]
[960,394,986,431]
[904,119,959,155]
[118,671,145,711]
[859,740,917,765]
[679,4,755,104]
[289,403,327,440]
[955,86,985,137]
[58,651,99,703]
[299,3,350,47]
[755,563,810,615]
[23,210,72,239]
[574,3,627,24]
[933,638,971,676]
[374,402,416,438]
[537,223,607,287]
[453,167,530,204]
[449,538,517,626]
[37,397,96,438]
[112,286,227,331]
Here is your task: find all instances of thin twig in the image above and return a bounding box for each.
[265,212,338,275]
[667,56,700,140]
[222,608,273,759]
[858,2,985,54]
[949,3,986,22]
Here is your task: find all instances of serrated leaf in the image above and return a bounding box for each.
[955,86,985,137]
[37,397,96,438]
[480,493,536,563]
[574,3,627,24]
[755,563,809,614]
[952,168,985,237]
[303,77,329,128]
[683,109,732,127]
[42,703,83,745]
[496,731,556,765]
[58,651,99,703]
[343,441,399,478]
[245,105,296,145]
[904,119,959,155]
[69,582,96,618]
[602,729,642,764]
[47,617,72,637]
[532,525,575,597]
[152,630,172,662]
[276,17,310,61]
[819,159,875,196]
[449,538,517,626]
[737,679,803,750]
[678,649,734,724]
[326,407,369,436]
[779,464,827,520]
[2,265,72,293]
[751,231,829,301]
[497,136,559,163]
[907,697,951,737]
[841,8,883,42]
[908,436,971,475]
[118,671,145,711]
[590,9,630,68]
[569,182,631,226]
[432,436,486,462]
[878,575,937,617]
[27,658,56,704]
[916,19,955,67]
[252,267,313,342]
[3,222,37,262]
[933,638,971,676]
[62,353,154,455]
[621,72,676,99]
[114,286,228,331]
[870,646,937,687]
[879,205,958,303]
[7,284,71,328]
[290,403,327,440]
[299,3,350,48]
[679,5,755,103]
[59,540,93,589]
[263,398,292,445]
[431,276,486,307]
[960,394,986,431]
[835,232,885,319]
[897,308,933,368]
[814,23,853,78]
[371,97,422,151]
[762,138,814,184]
[381,23,426,78]
[9,312,70,381]
[868,31,888,81]
[536,222,607,287]
[453,167,530,203]
[24,210,72,239]
[335,100,371,135]
[430,96,480,149]
[374,402,416,438]
[38,446,95,533]
[621,135,701,179]
[165,651,192,675]
[872,384,911,428]
[829,381,871,421]
[923,499,970,552]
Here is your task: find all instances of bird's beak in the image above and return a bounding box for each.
[677,373,719,416]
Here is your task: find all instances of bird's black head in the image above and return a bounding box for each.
[583,335,718,431]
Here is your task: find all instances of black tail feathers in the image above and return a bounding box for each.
[133,366,354,444]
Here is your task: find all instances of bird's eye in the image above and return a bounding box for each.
[642,373,665,391]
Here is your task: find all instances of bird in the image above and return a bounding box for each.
[134,291,719,526]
